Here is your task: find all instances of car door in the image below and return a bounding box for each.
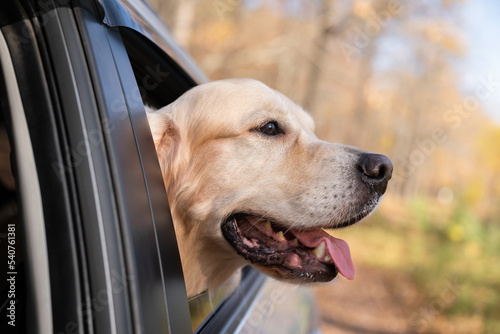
[1,0,192,332]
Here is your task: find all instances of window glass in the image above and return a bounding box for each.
[188,287,231,331]
[238,279,319,334]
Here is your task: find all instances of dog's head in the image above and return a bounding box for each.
[148,78,392,297]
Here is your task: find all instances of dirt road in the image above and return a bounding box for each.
[314,264,422,334]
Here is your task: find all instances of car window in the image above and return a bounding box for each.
[119,27,197,109]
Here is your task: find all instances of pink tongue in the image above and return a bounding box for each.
[293,229,355,280]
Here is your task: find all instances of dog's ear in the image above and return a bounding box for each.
[146,106,180,172]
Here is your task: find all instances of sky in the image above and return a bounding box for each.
[370,0,500,124]
[459,0,500,123]
[243,0,500,123]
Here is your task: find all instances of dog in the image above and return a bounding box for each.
[147,78,393,299]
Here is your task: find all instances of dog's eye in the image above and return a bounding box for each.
[259,122,281,136]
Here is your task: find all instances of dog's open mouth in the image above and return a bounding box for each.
[221,214,354,282]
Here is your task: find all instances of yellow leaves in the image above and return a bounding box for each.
[353,0,372,18]
[425,24,446,45]
[194,21,237,50]
[462,178,484,206]
[464,241,482,259]
[441,36,462,54]
[364,84,387,110]
[419,21,465,55]
[379,133,396,152]
[447,224,465,242]
[476,124,500,172]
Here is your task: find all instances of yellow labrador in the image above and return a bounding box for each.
[147,79,393,298]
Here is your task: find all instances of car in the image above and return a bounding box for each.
[0,0,321,333]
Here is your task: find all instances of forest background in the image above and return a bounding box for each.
[147,0,500,332]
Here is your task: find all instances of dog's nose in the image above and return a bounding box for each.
[357,153,393,195]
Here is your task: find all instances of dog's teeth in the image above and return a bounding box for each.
[324,255,332,263]
[276,231,285,240]
[291,238,299,245]
[312,241,326,259]
[262,220,272,231]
